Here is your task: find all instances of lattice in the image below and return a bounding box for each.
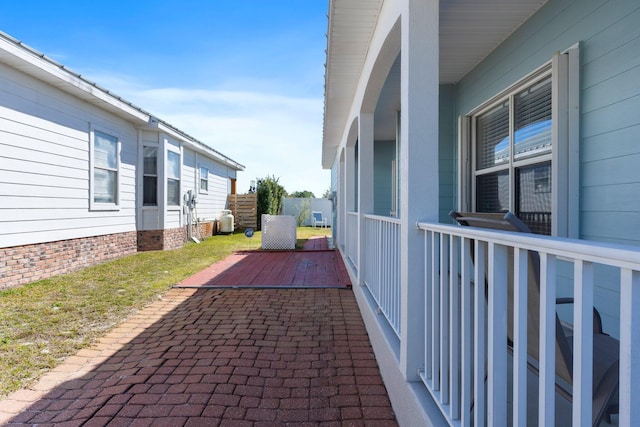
[261,214,296,250]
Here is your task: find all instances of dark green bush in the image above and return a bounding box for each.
[256,175,286,229]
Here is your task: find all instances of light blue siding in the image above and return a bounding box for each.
[454,0,640,247]
[373,140,395,216]
[452,0,640,336]
[439,84,456,223]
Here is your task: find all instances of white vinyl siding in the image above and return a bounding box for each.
[181,148,231,221]
[1,37,243,252]
[0,63,138,248]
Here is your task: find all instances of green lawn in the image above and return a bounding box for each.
[0,227,331,398]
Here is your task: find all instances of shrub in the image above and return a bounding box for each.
[256,175,286,229]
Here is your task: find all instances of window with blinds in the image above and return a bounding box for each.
[474,74,553,234]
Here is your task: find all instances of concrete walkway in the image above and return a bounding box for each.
[0,238,397,426]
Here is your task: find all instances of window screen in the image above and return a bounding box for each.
[474,75,553,235]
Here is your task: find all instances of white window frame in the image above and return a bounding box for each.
[458,45,580,237]
[199,166,209,194]
[142,144,159,207]
[89,126,120,211]
[166,149,181,208]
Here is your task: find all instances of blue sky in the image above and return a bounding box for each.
[0,0,331,196]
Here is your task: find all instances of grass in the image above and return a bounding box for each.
[0,226,331,399]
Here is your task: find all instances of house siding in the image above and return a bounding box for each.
[451,0,640,338]
[454,0,640,247]
[373,140,394,216]
[182,148,231,221]
[0,62,138,250]
[439,84,456,223]
[0,34,244,288]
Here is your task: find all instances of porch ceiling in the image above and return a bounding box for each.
[322,0,548,168]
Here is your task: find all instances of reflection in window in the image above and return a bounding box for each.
[93,131,118,204]
[143,146,158,206]
[474,75,552,234]
[167,151,180,206]
[200,167,209,192]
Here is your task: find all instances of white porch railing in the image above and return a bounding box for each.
[416,220,640,427]
[346,211,358,272]
[363,214,401,337]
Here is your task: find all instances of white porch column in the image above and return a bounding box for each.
[399,0,439,381]
[357,113,375,285]
[338,149,347,249]
[345,144,356,254]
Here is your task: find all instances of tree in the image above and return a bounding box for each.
[289,190,315,198]
[293,199,311,226]
[256,175,286,229]
[321,188,332,199]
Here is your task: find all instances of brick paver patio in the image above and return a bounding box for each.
[0,238,397,426]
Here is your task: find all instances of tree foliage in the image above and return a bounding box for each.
[256,175,286,229]
[289,190,315,198]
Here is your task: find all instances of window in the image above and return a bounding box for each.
[461,46,580,237]
[474,75,552,234]
[143,146,158,206]
[91,130,119,208]
[167,151,181,206]
[199,167,209,193]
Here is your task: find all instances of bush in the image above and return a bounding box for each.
[256,175,286,229]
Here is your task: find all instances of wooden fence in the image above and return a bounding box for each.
[227,194,257,230]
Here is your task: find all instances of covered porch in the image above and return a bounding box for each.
[324,0,640,425]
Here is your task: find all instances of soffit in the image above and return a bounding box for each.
[323,0,383,168]
[322,0,548,168]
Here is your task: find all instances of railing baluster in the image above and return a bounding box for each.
[620,269,640,426]
[432,232,441,391]
[425,230,433,381]
[572,259,593,427]
[450,235,461,420]
[513,248,528,426]
[488,243,508,426]
[441,234,450,404]
[539,252,556,427]
[461,237,472,427]
[474,240,486,427]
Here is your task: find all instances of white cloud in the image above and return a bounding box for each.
[89,72,331,197]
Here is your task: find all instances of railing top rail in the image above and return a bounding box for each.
[364,213,402,224]
[417,221,640,271]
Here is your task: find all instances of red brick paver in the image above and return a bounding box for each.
[176,237,350,289]
[0,243,396,426]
